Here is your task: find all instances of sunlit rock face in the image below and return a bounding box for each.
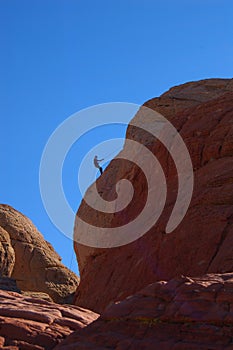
[0,204,79,303]
[74,78,233,313]
[0,289,98,349]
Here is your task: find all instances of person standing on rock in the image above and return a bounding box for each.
[94,155,104,175]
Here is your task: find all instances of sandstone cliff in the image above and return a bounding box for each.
[1,78,233,350]
[0,204,79,304]
[74,78,233,313]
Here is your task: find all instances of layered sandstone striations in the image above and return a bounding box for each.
[0,289,98,349]
[55,273,233,350]
[0,205,79,303]
[74,78,233,313]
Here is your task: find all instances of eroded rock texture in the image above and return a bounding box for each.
[74,78,233,313]
[0,289,98,349]
[0,205,79,303]
[55,273,233,350]
[0,227,15,277]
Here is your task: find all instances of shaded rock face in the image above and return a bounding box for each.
[74,78,233,313]
[0,227,15,277]
[54,274,233,350]
[0,277,20,294]
[0,205,79,304]
[0,289,98,350]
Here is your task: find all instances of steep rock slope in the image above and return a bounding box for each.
[74,78,233,312]
[0,205,79,304]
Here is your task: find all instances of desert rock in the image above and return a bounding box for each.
[55,273,233,350]
[74,78,233,313]
[0,289,98,349]
[0,204,79,304]
[0,227,15,277]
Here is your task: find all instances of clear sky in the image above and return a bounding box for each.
[1,0,233,275]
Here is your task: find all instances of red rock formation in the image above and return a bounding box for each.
[0,78,232,349]
[0,277,20,294]
[74,78,233,313]
[55,273,233,350]
[0,227,15,277]
[0,289,98,349]
[0,205,79,304]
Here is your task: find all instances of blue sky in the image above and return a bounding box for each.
[1,0,233,275]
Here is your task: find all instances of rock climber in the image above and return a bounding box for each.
[94,155,104,175]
